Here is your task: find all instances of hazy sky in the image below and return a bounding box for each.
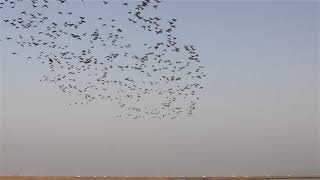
[0,0,319,176]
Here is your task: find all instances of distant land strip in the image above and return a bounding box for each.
[0,176,320,180]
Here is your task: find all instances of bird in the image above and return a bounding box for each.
[0,0,206,120]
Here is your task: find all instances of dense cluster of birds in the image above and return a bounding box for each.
[0,0,206,120]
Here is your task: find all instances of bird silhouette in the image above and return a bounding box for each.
[0,0,206,120]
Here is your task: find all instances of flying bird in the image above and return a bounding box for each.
[0,0,206,120]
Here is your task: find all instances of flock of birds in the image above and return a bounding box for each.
[0,0,206,120]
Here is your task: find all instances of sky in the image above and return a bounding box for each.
[0,0,319,176]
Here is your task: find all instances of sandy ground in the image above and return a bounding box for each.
[0,176,319,180]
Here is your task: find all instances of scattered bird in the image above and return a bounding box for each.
[0,0,206,120]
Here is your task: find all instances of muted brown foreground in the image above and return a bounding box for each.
[0,176,320,180]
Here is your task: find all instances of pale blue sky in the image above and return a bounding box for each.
[0,0,319,176]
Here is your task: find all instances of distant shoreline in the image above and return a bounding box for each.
[0,176,320,180]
